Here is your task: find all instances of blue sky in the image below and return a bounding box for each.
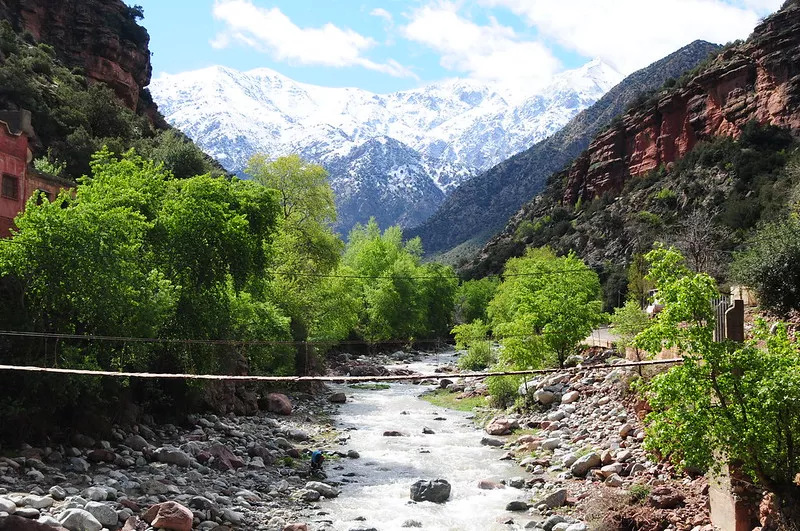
[131,0,783,94]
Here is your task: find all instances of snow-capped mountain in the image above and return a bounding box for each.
[326,136,477,231]
[149,60,621,231]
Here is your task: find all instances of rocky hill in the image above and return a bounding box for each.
[468,0,800,295]
[0,0,154,114]
[406,41,722,260]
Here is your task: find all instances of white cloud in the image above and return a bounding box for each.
[480,0,784,75]
[402,2,561,92]
[211,0,415,78]
[370,7,394,25]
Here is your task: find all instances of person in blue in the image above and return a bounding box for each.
[310,450,325,471]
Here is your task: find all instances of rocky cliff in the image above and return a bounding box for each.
[563,0,800,205]
[0,0,152,111]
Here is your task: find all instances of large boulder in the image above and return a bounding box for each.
[142,501,193,531]
[570,452,601,477]
[410,479,451,503]
[265,393,293,415]
[83,502,118,528]
[57,509,103,531]
[207,444,244,471]
[304,481,340,498]
[485,417,515,435]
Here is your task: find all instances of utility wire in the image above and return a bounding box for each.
[0,329,614,347]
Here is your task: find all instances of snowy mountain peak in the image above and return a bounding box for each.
[149,60,622,231]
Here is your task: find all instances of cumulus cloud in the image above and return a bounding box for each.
[480,0,784,74]
[402,2,561,92]
[211,0,415,78]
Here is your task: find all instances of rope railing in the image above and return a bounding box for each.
[0,358,684,382]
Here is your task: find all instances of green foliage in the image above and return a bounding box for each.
[486,366,520,408]
[421,388,486,411]
[0,149,292,439]
[489,248,606,368]
[451,319,490,349]
[629,483,651,504]
[610,300,651,357]
[342,219,457,342]
[457,341,494,371]
[638,246,800,503]
[731,219,800,316]
[454,277,499,324]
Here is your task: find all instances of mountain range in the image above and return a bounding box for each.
[149,60,622,232]
[406,40,722,260]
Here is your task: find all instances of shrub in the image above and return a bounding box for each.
[731,219,800,315]
[457,341,494,371]
[486,366,520,408]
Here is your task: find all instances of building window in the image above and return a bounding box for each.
[1,174,19,200]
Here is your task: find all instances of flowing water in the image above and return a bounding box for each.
[319,352,528,531]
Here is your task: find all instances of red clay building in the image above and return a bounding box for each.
[0,110,73,237]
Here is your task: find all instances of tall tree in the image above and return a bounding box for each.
[489,248,605,368]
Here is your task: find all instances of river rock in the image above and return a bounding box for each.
[283,525,308,531]
[477,480,505,490]
[207,444,244,471]
[58,509,103,531]
[485,418,513,435]
[15,508,40,519]
[293,489,321,502]
[534,389,556,405]
[561,391,579,404]
[84,501,117,528]
[410,479,451,503]
[649,486,684,509]
[570,453,601,477]
[328,393,347,404]
[154,446,192,468]
[142,501,193,531]
[540,488,568,508]
[48,486,66,501]
[383,431,405,437]
[266,393,293,415]
[123,435,150,452]
[304,481,340,498]
[506,500,529,511]
[481,437,504,447]
[0,498,16,514]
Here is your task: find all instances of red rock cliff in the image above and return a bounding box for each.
[0,0,152,111]
[563,0,800,205]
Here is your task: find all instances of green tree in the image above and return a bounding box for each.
[610,300,651,361]
[454,277,499,324]
[246,154,355,373]
[341,219,456,343]
[637,246,800,526]
[489,248,605,368]
[731,219,800,316]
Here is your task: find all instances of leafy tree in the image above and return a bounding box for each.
[489,248,605,368]
[452,320,493,371]
[454,277,499,324]
[246,154,354,372]
[609,300,651,361]
[637,246,800,526]
[731,219,800,316]
[342,219,456,343]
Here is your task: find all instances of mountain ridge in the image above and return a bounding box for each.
[149,60,621,231]
[406,40,723,258]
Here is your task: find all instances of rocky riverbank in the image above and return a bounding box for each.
[447,353,716,531]
[0,391,356,531]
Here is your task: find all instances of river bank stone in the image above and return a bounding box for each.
[410,479,451,503]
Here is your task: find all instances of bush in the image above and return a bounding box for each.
[731,219,800,315]
[486,366,520,408]
[457,341,493,371]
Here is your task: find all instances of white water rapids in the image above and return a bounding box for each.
[318,353,529,531]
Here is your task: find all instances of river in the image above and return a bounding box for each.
[318,352,529,531]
